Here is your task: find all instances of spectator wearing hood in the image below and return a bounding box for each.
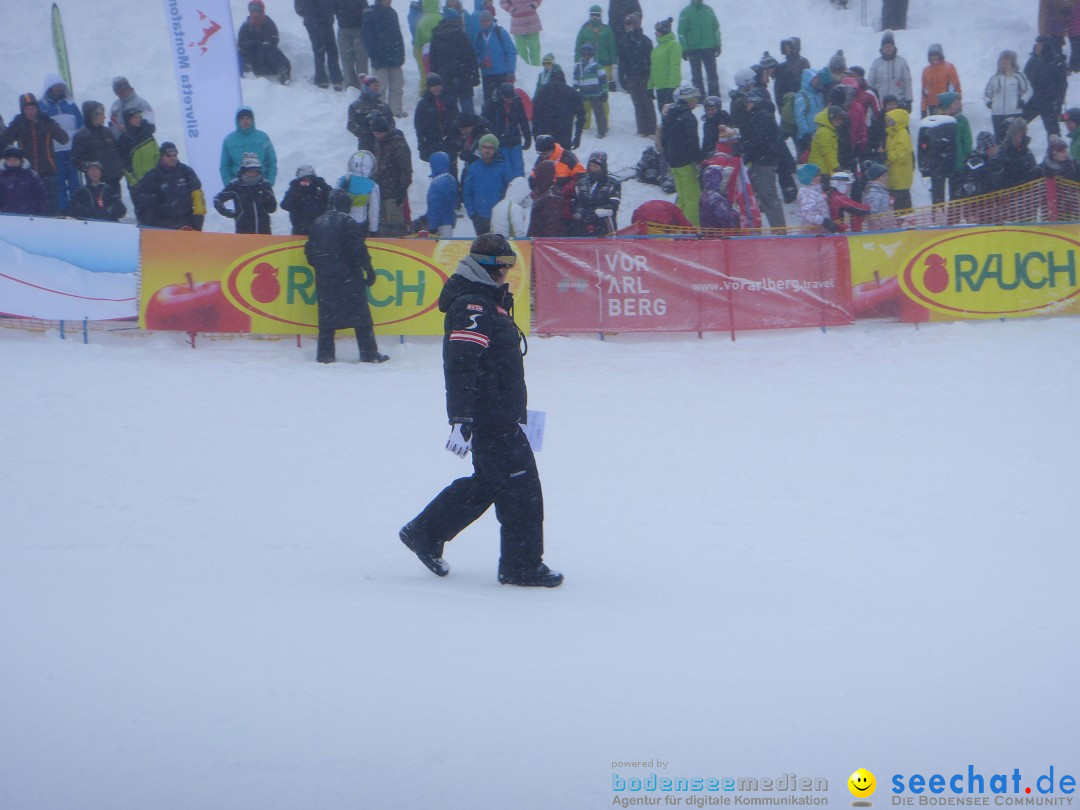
[131,142,206,230]
[214,155,277,233]
[430,7,481,114]
[884,107,913,210]
[37,75,82,213]
[335,0,370,90]
[362,0,407,116]
[808,104,848,177]
[648,17,681,115]
[617,13,657,137]
[337,149,381,231]
[0,146,49,216]
[474,9,517,103]
[108,77,154,136]
[532,70,585,149]
[295,0,344,90]
[482,82,530,177]
[984,50,1032,141]
[220,106,277,187]
[490,174,532,236]
[426,151,458,236]
[1041,134,1080,179]
[774,36,810,113]
[868,31,912,112]
[238,0,292,84]
[794,68,833,156]
[527,159,569,235]
[348,75,394,151]
[369,115,413,235]
[921,43,961,117]
[499,0,542,67]
[1023,35,1068,137]
[0,93,69,214]
[569,150,620,235]
[71,100,125,197]
[998,116,1042,190]
[677,0,721,98]
[280,163,331,235]
[116,108,159,189]
[305,188,388,364]
[463,133,512,233]
[68,161,126,222]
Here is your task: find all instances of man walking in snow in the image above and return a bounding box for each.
[399,232,562,588]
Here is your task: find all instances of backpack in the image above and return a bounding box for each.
[780,92,797,138]
[637,146,661,184]
[918,115,958,178]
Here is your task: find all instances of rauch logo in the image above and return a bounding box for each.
[898,228,1080,318]
[223,241,447,328]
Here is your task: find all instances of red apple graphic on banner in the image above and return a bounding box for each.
[923,253,949,294]
[145,273,252,332]
[250,262,280,304]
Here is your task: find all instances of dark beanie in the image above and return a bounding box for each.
[159,141,178,154]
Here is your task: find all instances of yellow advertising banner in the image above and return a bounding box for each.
[849,224,1080,321]
[139,231,531,335]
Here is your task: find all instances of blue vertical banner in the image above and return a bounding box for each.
[161,0,242,196]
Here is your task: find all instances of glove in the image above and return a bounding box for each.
[595,208,613,217]
[446,422,473,458]
[364,267,376,286]
[609,80,617,92]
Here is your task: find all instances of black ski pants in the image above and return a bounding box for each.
[407,424,544,574]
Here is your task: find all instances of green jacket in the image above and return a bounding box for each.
[677,2,720,52]
[1069,127,1080,163]
[648,31,682,90]
[574,21,617,66]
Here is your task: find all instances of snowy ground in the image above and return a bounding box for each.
[2,317,1079,809]
[3,0,1080,807]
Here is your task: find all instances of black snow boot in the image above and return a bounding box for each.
[361,353,390,363]
[498,563,564,588]
[399,524,449,577]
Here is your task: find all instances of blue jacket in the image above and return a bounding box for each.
[426,151,458,228]
[38,73,82,152]
[362,3,406,69]
[474,22,516,77]
[219,106,277,187]
[463,153,512,217]
[794,68,826,141]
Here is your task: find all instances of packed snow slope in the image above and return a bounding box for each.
[2,1,1079,809]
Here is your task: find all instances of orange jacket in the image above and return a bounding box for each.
[921,61,962,114]
[532,142,586,184]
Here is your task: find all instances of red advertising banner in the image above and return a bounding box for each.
[532,237,853,334]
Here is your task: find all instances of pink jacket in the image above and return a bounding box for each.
[499,0,542,35]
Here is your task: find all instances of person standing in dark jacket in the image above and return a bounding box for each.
[0,146,49,216]
[482,82,531,177]
[1024,35,1068,137]
[399,233,562,588]
[239,0,292,83]
[429,8,480,115]
[116,109,158,189]
[414,73,458,163]
[661,85,704,226]
[281,164,331,234]
[531,69,585,149]
[132,143,206,230]
[773,36,810,112]
[296,0,344,89]
[741,88,787,229]
[71,100,125,198]
[305,188,388,363]
[68,161,126,222]
[617,13,656,137]
[369,115,413,235]
[362,0,407,116]
[347,76,393,151]
[700,95,732,153]
[335,0,370,89]
[0,93,69,214]
[998,116,1042,189]
[214,156,278,233]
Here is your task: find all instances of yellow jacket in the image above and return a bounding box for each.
[885,108,914,190]
[807,108,840,176]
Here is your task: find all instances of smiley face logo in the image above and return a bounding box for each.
[848,768,876,798]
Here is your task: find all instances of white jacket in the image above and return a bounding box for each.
[490,176,531,238]
[984,71,1031,117]
[868,55,913,104]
